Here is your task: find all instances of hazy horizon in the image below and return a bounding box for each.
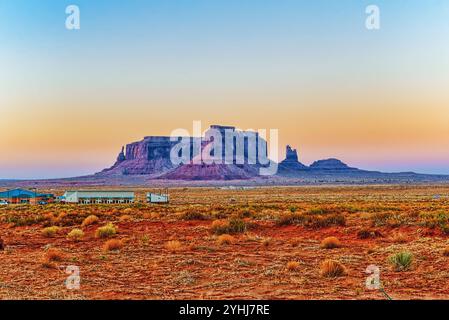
[1,0,449,179]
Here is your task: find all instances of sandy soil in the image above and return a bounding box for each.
[1,185,449,300]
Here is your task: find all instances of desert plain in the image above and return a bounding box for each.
[1,184,449,300]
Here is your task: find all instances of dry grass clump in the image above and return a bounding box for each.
[286,261,300,272]
[181,211,207,220]
[371,212,407,227]
[261,237,272,247]
[41,226,60,238]
[81,215,99,227]
[165,240,182,252]
[45,248,65,262]
[211,218,246,235]
[67,228,84,241]
[52,211,83,227]
[119,215,132,222]
[141,234,150,246]
[366,246,377,254]
[210,220,228,234]
[122,208,133,215]
[217,234,235,245]
[309,214,346,228]
[276,213,303,226]
[276,212,346,229]
[320,260,347,278]
[143,212,161,220]
[419,211,449,233]
[42,248,65,268]
[236,208,254,219]
[357,228,383,239]
[320,237,342,249]
[96,223,117,238]
[103,239,123,252]
[443,247,449,257]
[389,251,413,271]
[390,232,409,243]
[307,207,334,215]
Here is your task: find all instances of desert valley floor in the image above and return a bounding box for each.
[1,185,449,300]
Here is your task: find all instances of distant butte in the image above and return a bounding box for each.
[310,158,357,171]
[68,124,448,184]
[96,125,383,179]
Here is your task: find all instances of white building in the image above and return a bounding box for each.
[147,192,169,204]
[63,190,135,204]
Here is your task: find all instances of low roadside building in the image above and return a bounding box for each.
[62,190,135,204]
[0,188,55,204]
[147,192,169,204]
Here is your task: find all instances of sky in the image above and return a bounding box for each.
[1,0,449,179]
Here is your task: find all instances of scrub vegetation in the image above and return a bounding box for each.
[0,185,449,299]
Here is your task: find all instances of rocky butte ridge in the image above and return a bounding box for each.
[100,125,269,180]
[94,124,449,183]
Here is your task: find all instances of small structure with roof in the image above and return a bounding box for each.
[62,190,135,204]
[147,189,169,204]
[0,188,55,205]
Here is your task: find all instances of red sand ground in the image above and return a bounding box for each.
[1,185,449,300]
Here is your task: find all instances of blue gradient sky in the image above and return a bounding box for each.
[1,0,449,178]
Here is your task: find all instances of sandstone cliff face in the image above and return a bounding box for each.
[100,125,268,179]
[100,127,360,180]
[101,136,181,176]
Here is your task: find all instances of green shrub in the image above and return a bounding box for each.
[389,251,413,271]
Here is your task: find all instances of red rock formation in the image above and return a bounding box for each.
[278,145,309,174]
[159,163,257,180]
[100,125,269,179]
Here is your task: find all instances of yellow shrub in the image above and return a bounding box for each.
[165,240,182,252]
[96,223,117,238]
[67,228,84,241]
[81,215,99,227]
[41,226,60,238]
